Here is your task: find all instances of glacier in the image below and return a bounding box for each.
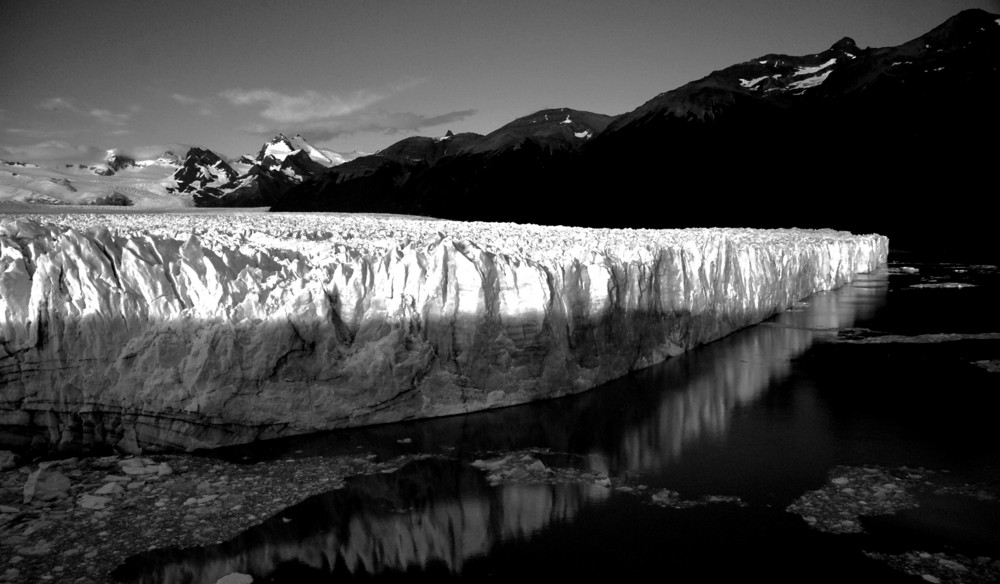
[0,213,888,452]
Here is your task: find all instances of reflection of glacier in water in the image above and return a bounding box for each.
[605,271,886,475]
[114,272,889,582]
[112,459,607,583]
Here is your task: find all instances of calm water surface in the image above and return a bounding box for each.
[114,257,1000,583]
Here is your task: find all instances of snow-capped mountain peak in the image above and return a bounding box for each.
[434,130,456,142]
[255,134,295,164]
[290,134,335,166]
[133,151,182,168]
[104,150,137,172]
[254,134,334,168]
[154,151,181,166]
[170,147,237,194]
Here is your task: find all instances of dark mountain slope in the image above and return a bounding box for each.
[273,9,1000,254]
[580,9,999,250]
[270,109,609,215]
[169,148,238,194]
[458,108,614,154]
[194,135,339,207]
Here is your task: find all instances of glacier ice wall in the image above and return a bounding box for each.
[0,214,888,452]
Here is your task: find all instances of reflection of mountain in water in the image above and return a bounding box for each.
[112,459,608,583]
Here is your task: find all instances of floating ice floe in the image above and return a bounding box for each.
[786,466,921,534]
[973,360,1000,373]
[865,551,1000,584]
[909,282,976,289]
[833,331,1000,344]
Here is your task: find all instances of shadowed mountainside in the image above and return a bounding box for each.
[272,9,1000,257]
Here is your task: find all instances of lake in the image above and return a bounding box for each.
[113,255,1000,583]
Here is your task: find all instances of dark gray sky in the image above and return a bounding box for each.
[2,0,997,163]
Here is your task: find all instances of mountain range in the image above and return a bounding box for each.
[2,9,996,253]
[187,134,361,207]
[270,8,1000,254]
[0,135,363,209]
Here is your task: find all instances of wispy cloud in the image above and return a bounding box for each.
[222,79,473,139]
[38,97,78,112]
[38,97,136,126]
[171,93,203,106]
[0,140,105,164]
[251,109,478,141]
[220,88,385,123]
[5,127,68,140]
[172,93,215,116]
[0,140,189,165]
[90,108,133,125]
[124,143,189,159]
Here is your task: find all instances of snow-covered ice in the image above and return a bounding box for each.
[0,161,187,208]
[787,69,834,90]
[258,135,336,168]
[739,76,769,89]
[794,58,837,76]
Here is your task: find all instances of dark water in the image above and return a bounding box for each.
[114,257,1000,583]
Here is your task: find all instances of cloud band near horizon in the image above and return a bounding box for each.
[221,85,476,139]
[245,108,478,141]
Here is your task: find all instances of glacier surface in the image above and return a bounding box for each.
[0,213,888,452]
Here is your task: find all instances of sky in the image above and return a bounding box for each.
[2,0,998,165]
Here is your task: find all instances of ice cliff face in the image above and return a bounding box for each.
[0,214,888,452]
